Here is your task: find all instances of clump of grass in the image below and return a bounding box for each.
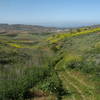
[0,65,51,100]
[64,54,83,69]
[35,71,68,100]
[95,42,100,49]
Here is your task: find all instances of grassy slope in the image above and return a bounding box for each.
[0,27,100,100]
[49,30,100,100]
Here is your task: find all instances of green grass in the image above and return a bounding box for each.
[0,27,100,100]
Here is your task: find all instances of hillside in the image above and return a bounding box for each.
[0,24,69,34]
[0,26,100,100]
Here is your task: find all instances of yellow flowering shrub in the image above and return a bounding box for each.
[8,43,22,48]
[47,27,100,44]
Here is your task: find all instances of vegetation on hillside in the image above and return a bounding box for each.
[0,26,100,100]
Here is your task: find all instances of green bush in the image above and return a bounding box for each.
[0,66,50,100]
[36,71,68,100]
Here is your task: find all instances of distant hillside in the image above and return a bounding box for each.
[0,24,69,34]
[0,23,100,36]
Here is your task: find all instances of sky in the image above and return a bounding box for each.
[0,0,100,27]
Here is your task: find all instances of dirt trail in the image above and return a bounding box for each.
[66,71,95,100]
[67,71,94,90]
[60,74,86,100]
[60,70,96,100]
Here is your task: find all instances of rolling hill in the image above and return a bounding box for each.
[0,25,100,100]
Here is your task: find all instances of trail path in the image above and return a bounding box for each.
[55,58,95,100]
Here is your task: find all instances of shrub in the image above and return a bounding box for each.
[0,66,50,100]
[64,54,83,69]
[36,72,68,100]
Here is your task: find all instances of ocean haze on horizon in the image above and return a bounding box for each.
[0,22,99,28]
[0,21,99,28]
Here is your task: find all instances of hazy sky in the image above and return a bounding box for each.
[0,0,100,26]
